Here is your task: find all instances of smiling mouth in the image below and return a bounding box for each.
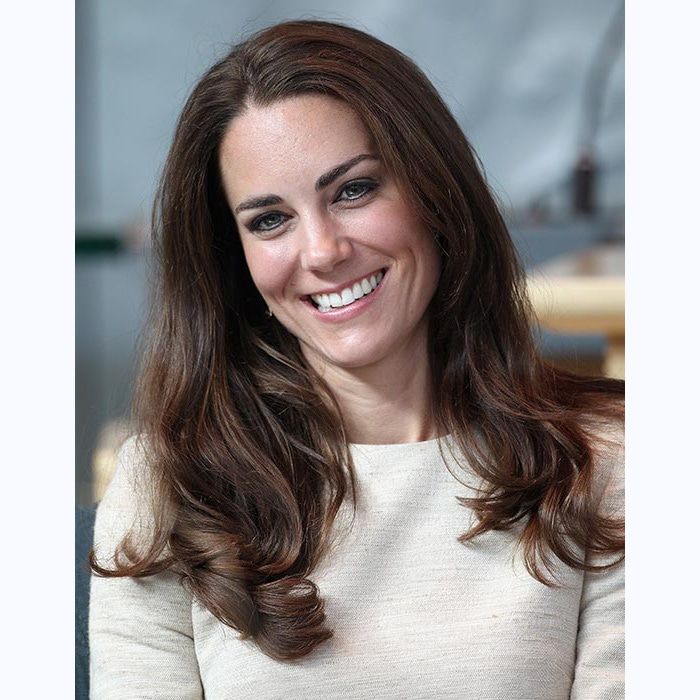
[305,268,386,313]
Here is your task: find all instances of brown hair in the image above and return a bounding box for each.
[91,19,624,662]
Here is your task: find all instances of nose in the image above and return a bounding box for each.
[299,215,352,273]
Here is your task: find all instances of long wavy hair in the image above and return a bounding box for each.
[91,19,624,662]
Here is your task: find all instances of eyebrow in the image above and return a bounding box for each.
[314,153,378,191]
[233,194,282,214]
[233,153,378,215]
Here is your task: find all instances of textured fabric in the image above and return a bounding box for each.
[90,431,624,699]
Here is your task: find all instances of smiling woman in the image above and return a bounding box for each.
[89,19,624,700]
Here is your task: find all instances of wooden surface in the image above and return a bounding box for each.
[527,243,625,378]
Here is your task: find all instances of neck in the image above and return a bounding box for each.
[305,329,437,445]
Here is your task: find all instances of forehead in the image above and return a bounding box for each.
[219,95,374,198]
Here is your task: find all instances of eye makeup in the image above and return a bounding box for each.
[244,174,382,236]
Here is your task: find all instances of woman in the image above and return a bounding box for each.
[90,19,624,699]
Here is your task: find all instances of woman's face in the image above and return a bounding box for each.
[219,94,441,372]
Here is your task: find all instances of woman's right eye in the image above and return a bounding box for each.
[249,211,288,234]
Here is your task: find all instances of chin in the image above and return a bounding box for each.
[301,339,391,372]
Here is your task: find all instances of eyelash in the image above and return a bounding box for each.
[247,178,379,234]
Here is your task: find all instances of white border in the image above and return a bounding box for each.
[1,1,74,694]
[627,1,700,696]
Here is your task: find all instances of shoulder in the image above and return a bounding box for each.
[99,435,154,514]
[92,435,157,564]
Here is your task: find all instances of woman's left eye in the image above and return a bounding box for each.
[335,179,378,202]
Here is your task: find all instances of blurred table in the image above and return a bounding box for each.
[526,243,624,378]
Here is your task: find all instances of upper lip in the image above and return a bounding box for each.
[304,268,386,297]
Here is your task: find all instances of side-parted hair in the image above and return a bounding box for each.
[91,20,624,662]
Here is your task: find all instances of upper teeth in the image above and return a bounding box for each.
[311,270,384,311]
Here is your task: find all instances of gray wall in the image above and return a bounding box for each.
[76,1,624,502]
[77,0,623,230]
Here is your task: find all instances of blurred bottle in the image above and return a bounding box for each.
[572,151,596,216]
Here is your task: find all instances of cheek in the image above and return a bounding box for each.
[243,242,279,295]
[240,241,293,298]
[352,199,414,250]
[363,200,439,273]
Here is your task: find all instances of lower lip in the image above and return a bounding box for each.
[301,270,388,323]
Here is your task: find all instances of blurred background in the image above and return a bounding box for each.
[76,0,624,505]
